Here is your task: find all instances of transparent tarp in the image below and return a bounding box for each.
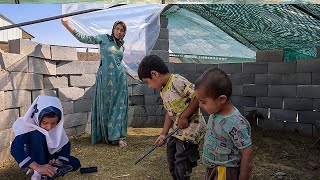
[0,0,318,3]
[62,4,166,79]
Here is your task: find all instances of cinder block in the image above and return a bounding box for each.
[153,39,169,51]
[28,57,56,75]
[174,63,196,74]
[270,109,297,122]
[75,124,86,135]
[218,63,242,74]
[0,128,14,151]
[242,63,268,74]
[82,61,100,74]
[128,85,132,96]
[0,52,28,72]
[165,62,174,73]
[130,117,147,128]
[5,90,31,109]
[243,106,269,120]
[86,112,91,133]
[156,105,166,116]
[87,52,101,61]
[243,85,268,97]
[268,62,296,73]
[32,89,57,101]
[255,74,282,85]
[129,95,144,106]
[58,87,85,102]
[256,50,284,62]
[231,96,256,107]
[0,147,10,164]
[0,91,4,111]
[297,60,320,73]
[43,76,68,89]
[258,118,285,130]
[313,124,320,137]
[56,61,83,75]
[145,116,157,127]
[61,101,74,115]
[0,109,19,131]
[284,122,313,136]
[145,105,157,116]
[51,45,78,61]
[77,52,87,61]
[70,74,96,87]
[297,85,320,98]
[65,127,77,137]
[313,99,320,111]
[127,76,141,85]
[283,98,313,111]
[196,64,218,74]
[8,39,51,59]
[160,16,168,28]
[159,28,169,39]
[268,85,297,97]
[74,99,92,113]
[156,116,165,128]
[64,113,87,128]
[133,106,147,117]
[230,73,255,85]
[256,97,283,109]
[144,94,162,105]
[19,106,29,116]
[232,85,243,96]
[128,106,134,119]
[312,73,320,85]
[7,72,44,90]
[298,111,320,124]
[0,70,11,91]
[84,87,95,99]
[150,50,169,62]
[282,73,311,85]
[132,84,154,95]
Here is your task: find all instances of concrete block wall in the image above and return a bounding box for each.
[127,58,320,138]
[0,39,95,163]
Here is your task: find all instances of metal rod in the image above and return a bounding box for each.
[0,4,125,31]
[134,127,179,165]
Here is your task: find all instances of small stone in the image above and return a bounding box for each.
[275,172,286,176]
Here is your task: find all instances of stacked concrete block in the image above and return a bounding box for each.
[58,87,85,102]
[56,61,84,75]
[0,128,15,163]
[0,51,28,72]
[32,89,57,101]
[4,90,31,109]
[51,45,78,61]
[0,109,19,131]
[43,76,68,89]
[28,57,56,75]
[312,73,320,85]
[149,16,169,62]
[284,122,313,136]
[9,39,51,59]
[256,50,284,62]
[70,74,96,87]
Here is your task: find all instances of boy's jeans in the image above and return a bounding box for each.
[167,136,200,180]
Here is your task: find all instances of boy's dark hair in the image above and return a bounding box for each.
[195,68,232,100]
[138,55,169,80]
[42,112,59,119]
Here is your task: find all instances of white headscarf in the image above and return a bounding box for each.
[12,95,69,154]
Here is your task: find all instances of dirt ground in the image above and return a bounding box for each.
[0,127,319,180]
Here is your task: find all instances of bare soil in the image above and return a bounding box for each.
[1,127,319,180]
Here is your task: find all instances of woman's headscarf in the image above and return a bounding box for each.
[107,20,127,47]
[12,96,69,154]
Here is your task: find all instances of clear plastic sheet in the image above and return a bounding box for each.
[62,4,166,79]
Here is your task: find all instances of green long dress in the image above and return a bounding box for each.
[72,30,128,145]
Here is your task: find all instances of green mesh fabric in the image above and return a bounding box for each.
[177,4,320,52]
[284,47,317,61]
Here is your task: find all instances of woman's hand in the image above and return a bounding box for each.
[61,18,74,32]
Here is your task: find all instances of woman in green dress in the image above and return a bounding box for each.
[62,18,128,147]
